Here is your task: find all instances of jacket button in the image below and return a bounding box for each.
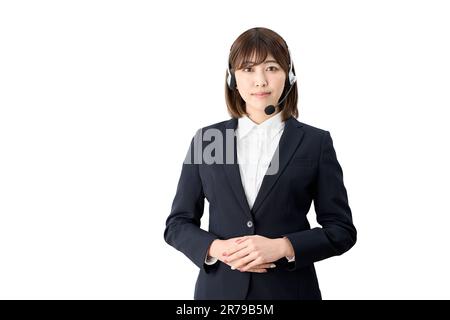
[247,221,253,228]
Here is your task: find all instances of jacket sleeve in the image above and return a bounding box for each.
[282,131,357,271]
[163,134,219,273]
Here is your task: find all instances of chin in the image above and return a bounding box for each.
[246,105,267,113]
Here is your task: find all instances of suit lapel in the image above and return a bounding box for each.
[251,117,304,214]
[222,118,253,219]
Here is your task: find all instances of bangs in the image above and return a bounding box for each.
[233,41,274,70]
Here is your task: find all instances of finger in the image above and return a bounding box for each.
[253,263,277,269]
[222,241,248,258]
[232,236,245,243]
[232,252,258,270]
[235,236,250,244]
[239,257,265,272]
[223,246,246,260]
[224,246,252,264]
[247,268,267,273]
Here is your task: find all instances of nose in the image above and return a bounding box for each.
[249,66,267,87]
[254,71,268,87]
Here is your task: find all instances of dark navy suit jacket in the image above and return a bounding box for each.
[164,116,357,300]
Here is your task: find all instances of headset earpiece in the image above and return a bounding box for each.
[226,64,236,90]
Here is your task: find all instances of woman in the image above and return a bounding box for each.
[164,27,357,300]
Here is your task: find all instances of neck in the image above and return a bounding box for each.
[246,106,281,124]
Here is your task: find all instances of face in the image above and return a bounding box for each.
[234,53,286,116]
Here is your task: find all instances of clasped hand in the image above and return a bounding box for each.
[209,235,289,273]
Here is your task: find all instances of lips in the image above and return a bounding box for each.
[252,92,271,96]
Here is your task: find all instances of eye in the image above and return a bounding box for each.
[242,66,279,72]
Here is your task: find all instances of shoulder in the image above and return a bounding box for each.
[200,119,231,131]
[186,119,234,148]
[290,117,330,137]
[190,118,235,138]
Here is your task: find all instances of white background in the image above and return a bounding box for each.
[1,0,449,299]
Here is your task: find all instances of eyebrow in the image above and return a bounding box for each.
[242,59,279,65]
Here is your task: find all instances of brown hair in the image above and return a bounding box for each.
[225,27,298,122]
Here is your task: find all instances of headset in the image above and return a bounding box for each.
[226,46,297,115]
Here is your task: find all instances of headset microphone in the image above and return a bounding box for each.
[264,80,296,115]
